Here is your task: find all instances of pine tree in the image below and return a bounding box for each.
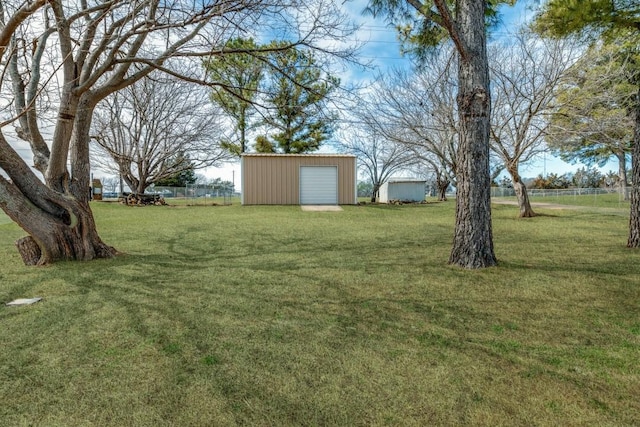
[534,0,640,246]
[258,46,338,154]
[365,0,516,268]
[205,38,265,156]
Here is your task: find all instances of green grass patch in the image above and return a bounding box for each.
[0,210,10,226]
[0,201,639,426]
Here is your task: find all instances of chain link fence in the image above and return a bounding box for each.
[492,187,627,197]
[147,184,235,205]
[491,186,630,207]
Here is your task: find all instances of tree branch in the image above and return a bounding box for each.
[432,0,468,61]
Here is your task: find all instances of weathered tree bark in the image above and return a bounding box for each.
[0,92,117,265]
[507,164,535,218]
[436,175,449,201]
[513,180,534,218]
[628,86,640,247]
[448,0,497,268]
[0,173,117,265]
[15,236,41,266]
[22,203,114,265]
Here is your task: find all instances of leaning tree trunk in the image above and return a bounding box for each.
[628,85,640,247]
[448,0,497,268]
[0,98,117,265]
[0,165,116,265]
[13,197,116,265]
[513,180,535,218]
[436,176,449,201]
[508,165,535,218]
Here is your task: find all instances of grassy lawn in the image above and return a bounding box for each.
[1,201,639,426]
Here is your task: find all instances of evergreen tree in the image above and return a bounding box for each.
[205,38,265,156]
[365,0,516,268]
[254,135,276,153]
[572,167,604,188]
[258,46,338,154]
[154,153,197,187]
[534,0,640,247]
[547,39,635,196]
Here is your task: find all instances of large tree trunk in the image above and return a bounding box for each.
[0,173,117,265]
[628,85,640,247]
[0,97,117,265]
[17,200,116,265]
[448,0,497,268]
[508,165,535,218]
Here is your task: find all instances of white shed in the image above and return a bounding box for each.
[379,179,426,203]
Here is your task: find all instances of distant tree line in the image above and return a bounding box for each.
[494,167,627,190]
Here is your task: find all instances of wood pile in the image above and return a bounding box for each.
[119,192,167,206]
[387,199,428,205]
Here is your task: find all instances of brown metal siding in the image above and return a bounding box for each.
[241,154,357,205]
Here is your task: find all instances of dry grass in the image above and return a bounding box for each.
[0,201,639,426]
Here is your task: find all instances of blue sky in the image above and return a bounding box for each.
[7,0,606,189]
[339,0,537,84]
[175,2,618,185]
[206,0,608,186]
[336,0,618,180]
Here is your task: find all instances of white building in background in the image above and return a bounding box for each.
[378,178,426,203]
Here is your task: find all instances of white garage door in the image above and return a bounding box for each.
[300,166,338,205]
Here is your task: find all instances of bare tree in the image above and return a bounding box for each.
[363,50,459,202]
[335,127,416,202]
[489,32,581,217]
[364,49,508,203]
[91,76,231,195]
[100,176,120,194]
[0,0,354,264]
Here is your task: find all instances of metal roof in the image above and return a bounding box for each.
[387,178,426,183]
[241,153,356,158]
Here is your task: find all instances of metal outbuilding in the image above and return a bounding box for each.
[378,178,426,203]
[241,153,357,205]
